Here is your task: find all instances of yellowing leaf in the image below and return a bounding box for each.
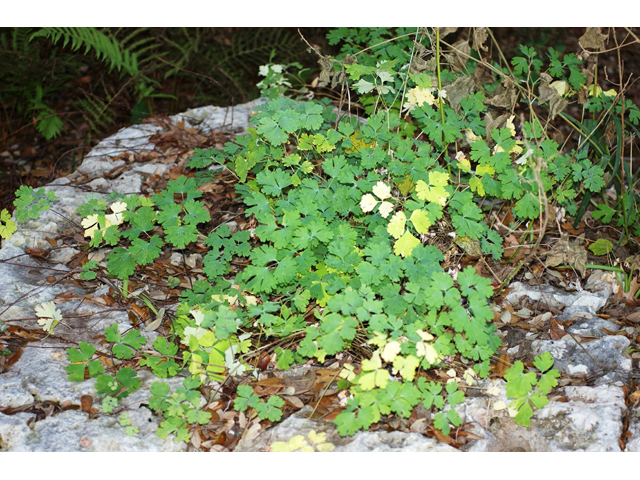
[393,230,420,258]
[550,80,569,96]
[409,209,431,234]
[0,209,17,239]
[81,214,100,238]
[345,133,375,154]
[35,301,62,332]
[415,172,450,206]
[339,364,356,382]
[361,351,382,371]
[416,341,439,365]
[404,86,435,109]
[476,164,495,177]
[368,332,388,348]
[505,115,516,137]
[372,181,392,200]
[378,201,394,219]
[429,171,450,187]
[463,368,476,386]
[392,354,420,381]
[387,211,406,239]
[415,329,434,342]
[455,152,472,173]
[588,84,615,98]
[360,193,378,213]
[469,176,485,196]
[358,369,389,391]
[381,340,402,362]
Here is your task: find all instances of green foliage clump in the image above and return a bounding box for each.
[504,352,560,427]
[14,27,640,445]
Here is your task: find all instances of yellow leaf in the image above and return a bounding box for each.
[505,115,516,137]
[81,214,100,239]
[358,369,389,391]
[476,164,495,177]
[316,442,336,452]
[381,340,401,362]
[378,201,394,219]
[360,194,378,213]
[550,80,569,96]
[465,128,480,144]
[35,301,62,332]
[392,354,420,381]
[387,211,406,239]
[368,332,388,348]
[339,364,356,382]
[415,329,434,342]
[361,351,382,371]
[270,442,292,452]
[463,368,476,386]
[415,172,450,206]
[372,181,392,200]
[416,341,439,365]
[404,86,435,109]
[492,400,507,411]
[287,435,309,451]
[307,430,327,444]
[409,209,431,234]
[455,152,472,173]
[469,176,485,196]
[393,230,420,258]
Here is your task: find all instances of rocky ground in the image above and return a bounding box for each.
[1,101,640,452]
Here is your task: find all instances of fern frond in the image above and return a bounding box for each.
[30,27,139,76]
[74,93,113,133]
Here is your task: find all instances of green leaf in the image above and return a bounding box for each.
[128,236,162,266]
[182,200,210,226]
[107,247,136,280]
[255,395,285,421]
[256,169,292,197]
[257,117,288,145]
[513,400,534,427]
[67,341,96,362]
[164,223,199,249]
[13,186,57,222]
[504,361,537,399]
[513,192,540,220]
[592,203,616,223]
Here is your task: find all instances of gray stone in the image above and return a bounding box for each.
[505,269,617,318]
[532,336,632,385]
[234,406,458,452]
[461,380,625,452]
